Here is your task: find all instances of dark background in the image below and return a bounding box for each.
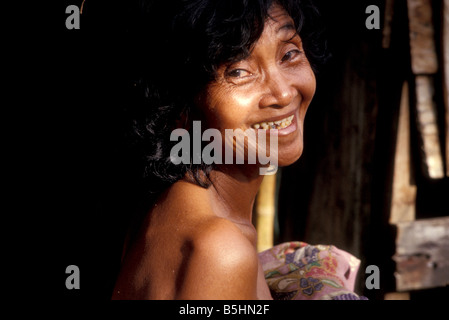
[43,0,448,300]
[277,0,449,300]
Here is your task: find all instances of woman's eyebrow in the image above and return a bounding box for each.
[276,22,299,42]
[276,22,296,34]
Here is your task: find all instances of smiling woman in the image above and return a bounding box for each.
[101,0,332,300]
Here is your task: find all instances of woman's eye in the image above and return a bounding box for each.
[226,69,251,78]
[281,49,302,62]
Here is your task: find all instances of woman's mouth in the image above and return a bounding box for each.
[251,115,294,130]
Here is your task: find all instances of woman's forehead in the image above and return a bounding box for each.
[266,4,295,28]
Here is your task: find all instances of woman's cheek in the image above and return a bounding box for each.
[209,93,256,130]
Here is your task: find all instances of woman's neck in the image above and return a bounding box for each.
[207,164,266,225]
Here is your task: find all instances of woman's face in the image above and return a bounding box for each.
[198,4,316,168]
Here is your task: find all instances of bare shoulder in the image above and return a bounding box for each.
[176,217,259,300]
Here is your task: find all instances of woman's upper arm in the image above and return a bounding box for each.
[175,221,259,300]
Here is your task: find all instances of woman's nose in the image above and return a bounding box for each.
[259,69,296,108]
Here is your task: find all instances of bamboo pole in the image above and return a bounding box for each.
[444,0,449,176]
[255,174,277,252]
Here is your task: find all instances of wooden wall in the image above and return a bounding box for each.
[275,0,449,299]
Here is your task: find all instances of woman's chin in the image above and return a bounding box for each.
[276,143,304,167]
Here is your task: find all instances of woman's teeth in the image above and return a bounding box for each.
[252,115,294,130]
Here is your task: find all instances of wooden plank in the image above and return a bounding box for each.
[393,217,449,291]
[407,0,438,74]
[408,0,443,179]
[256,174,277,252]
[390,82,417,224]
[444,0,449,176]
[415,76,445,179]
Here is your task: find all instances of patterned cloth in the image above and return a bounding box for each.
[258,242,368,300]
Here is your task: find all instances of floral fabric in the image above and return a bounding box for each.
[258,241,368,300]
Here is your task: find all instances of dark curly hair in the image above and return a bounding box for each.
[120,0,328,199]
